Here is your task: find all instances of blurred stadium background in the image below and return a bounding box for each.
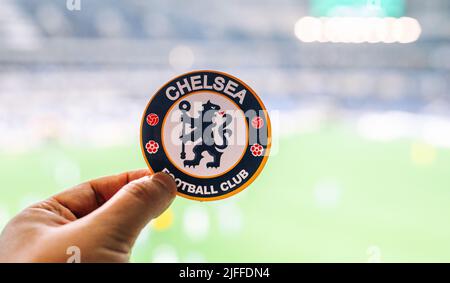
[1,0,450,262]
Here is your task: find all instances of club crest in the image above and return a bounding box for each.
[140,70,271,201]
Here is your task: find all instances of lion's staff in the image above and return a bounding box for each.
[179,100,191,160]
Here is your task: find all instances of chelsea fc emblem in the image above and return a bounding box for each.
[140,70,271,201]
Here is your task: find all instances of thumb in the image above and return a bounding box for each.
[87,172,177,243]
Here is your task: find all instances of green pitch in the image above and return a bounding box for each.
[1,125,450,262]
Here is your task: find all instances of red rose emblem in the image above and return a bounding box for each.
[250,143,264,157]
[145,140,159,154]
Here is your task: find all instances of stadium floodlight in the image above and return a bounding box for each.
[295,0,421,43]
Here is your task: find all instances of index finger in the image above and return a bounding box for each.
[51,168,150,218]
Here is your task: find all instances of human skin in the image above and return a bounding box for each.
[0,169,176,262]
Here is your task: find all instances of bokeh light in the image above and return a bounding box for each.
[295,17,421,43]
[183,205,210,242]
[151,208,174,231]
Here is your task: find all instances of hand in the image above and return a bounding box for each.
[0,169,177,262]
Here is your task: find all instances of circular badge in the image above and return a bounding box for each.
[140,70,271,201]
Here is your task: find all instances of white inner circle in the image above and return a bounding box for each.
[162,92,247,178]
